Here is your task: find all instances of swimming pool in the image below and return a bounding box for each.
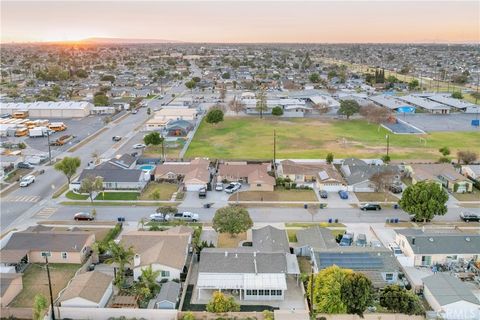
[138,164,155,171]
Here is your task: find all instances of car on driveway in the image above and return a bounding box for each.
[360,203,382,211]
[339,232,354,246]
[19,175,35,187]
[215,182,223,191]
[172,211,199,222]
[319,190,328,199]
[74,212,94,221]
[389,185,403,194]
[338,190,349,199]
[225,182,241,194]
[133,143,146,149]
[131,109,138,114]
[17,162,34,169]
[460,212,479,222]
[149,213,170,222]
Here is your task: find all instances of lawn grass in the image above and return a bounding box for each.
[287,229,298,242]
[298,256,312,274]
[139,182,178,201]
[186,117,480,160]
[452,190,480,201]
[143,141,185,160]
[230,189,318,202]
[355,192,400,203]
[65,191,89,200]
[94,192,139,200]
[217,232,247,248]
[10,263,80,307]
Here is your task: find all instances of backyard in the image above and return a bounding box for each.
[229,188,318,202]
[186,117,480,160]
[139,182,178,200]
[142,140,185,160]
[10,263,80,307]
[217,232,247,248]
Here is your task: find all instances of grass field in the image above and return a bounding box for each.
[10,263,79,307]
[452,190,480,202]
[229,189,318,202]
[139,182,178,200]
[94,192,140,200]
[65,191,89,200]
[186,117,480,160]
[355,192,400,203]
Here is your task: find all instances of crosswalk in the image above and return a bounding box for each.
[2,195,41,203]
[35,207,58,219]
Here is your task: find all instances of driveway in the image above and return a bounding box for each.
[179,189,231,210]
[323,190,359,208]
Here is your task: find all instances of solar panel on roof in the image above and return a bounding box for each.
[318,252,384,270]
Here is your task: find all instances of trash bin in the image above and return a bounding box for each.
[328,218,333,223]
[117,217,125,222]
[393,204,399,209]
[386,218,390,223]
[394,218,399,223]
[334,219,339,223]
[304,204,308,209]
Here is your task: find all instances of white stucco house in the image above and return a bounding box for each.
[59,271,113,308]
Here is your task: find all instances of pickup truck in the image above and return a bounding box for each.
[172,212,199,222]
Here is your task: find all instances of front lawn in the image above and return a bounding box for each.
[217,232,247,248]
[452,190,480,201]
[65,191,89,200]
[355,192,399,203]
[143,140,185,160]
[230,189,318,202]
[10,263,80,307]
[94,192,140,200]
[139,182,178,200]
[186,117,480,160]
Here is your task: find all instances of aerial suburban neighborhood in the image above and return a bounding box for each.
[0,1,479,320]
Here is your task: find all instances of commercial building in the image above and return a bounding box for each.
[0,101,93,118]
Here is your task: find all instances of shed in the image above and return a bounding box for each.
[153,281,181,309]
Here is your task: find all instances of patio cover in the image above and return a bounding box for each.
[243,273,287,290]
[286,253,300,275]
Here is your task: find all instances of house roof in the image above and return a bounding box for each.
[108,154,137,169]
[2,230,93,253]
[395,229,480,254]
[423,273,480,306]
[280,160,344,184]
[218,163,271,180]
[121,227,192,270]
[341,160,399,185]
[166,120,193,130]
[0,273,22,296]
[154,108,197,118]
[154,159,210,184]
[296,226,338,250]
[410,163,467,183]
[252,226,289,253]
[59,271,113,304]
[78,168,144,183]
[247,169,276,186]
[154,281,180,305]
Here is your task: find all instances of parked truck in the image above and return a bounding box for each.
[50,135,72,146]
[29,127,51,138]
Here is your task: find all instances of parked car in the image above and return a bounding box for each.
[133,143,146,149]
[389,185,403,194]
[370,240,383,248]
[356,233,367,247]
[19,175,35,187]
[215,182,223,191]
[172,211,199,222]
[319,190,328,199]
[199,187,207,199]
[131,109,138,114]
[339,232,354,246]
[112,136,122,142]
[360,203,382,211]
[149,213,170,222]
[225,182,241,194]
[338,190,349,199]
[388,243,403,256]
[17,162,34,169]
[74,212,94,221]
[460,212,480,222]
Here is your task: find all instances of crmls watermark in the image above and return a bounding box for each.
[442,308,480,320]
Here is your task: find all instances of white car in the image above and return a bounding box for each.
[149,213,170,222]
[133,143,146,149]
[225,182,241,194]
[215,182,223,191]
[19,175,35,187]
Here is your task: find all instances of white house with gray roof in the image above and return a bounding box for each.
[423,273,480,320]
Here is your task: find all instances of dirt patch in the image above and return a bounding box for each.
[217,232,247,248]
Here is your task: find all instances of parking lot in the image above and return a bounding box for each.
[400,113,480,132]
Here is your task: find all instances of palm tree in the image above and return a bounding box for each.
[137,265,161,298]
[104,241,135,287]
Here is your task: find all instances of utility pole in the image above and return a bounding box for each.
[43,254,55,320]
[386,134,390,158]
[310,264,314,318]
[273,130,276,170]
[47,131,52,165]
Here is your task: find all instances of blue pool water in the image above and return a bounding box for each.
[138,164,155,171]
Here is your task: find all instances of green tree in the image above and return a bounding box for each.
[399,181,448,222]
[79,175,104,203]
[101,75,115,82]
[137,265,161,299]
[408,79,419,91]
[379,285,424,315]
[104,241,135,287]
[212,205,253,237]
[326,153,334,164]
[338,100,360,120]
[185,80,196,92]
[309,73,320,83]
[54,156,81,184]
[93,93,109,106]
[439,146,451,156]
[340,272,374,317]
[144,131,163,146]
[75,69,88,78]
[308,265,351,314]
[206,291,240,313]
[451,91,463,99]
[221,72,231,79]
[32,294,47,320]
[206,109,224,124]
[182,312,195,320]
[271,106,284,116]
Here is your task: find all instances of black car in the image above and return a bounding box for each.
[389,185,403,194]
[112,136,122,142]
[460,212,480,222]
[198,187,207,199]
[319,190,328,199]
[360,203,382,211]
[17,162,33,169]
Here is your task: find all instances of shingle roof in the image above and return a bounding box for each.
[423,273,480,306]
[0,273,22,296]
[410,163,467,183]
[79,168,143,183]
[252,226,289,253]
[296,226,338,250]
[218,163,271,181]
[59,271,113,304]
[154,281,180,305]
[396,229,480,254]
[2,231,93,253]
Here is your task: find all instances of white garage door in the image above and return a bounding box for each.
[321,185,343,192]
[354,187,374,192]
[185,183,206,191]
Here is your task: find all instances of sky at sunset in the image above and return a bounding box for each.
[1,1,479,43]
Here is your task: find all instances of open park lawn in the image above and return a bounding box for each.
[355,192,400,203]
[217,232,247,248]
[185,117,480,160]
[229,189,318,202]
[139,182,178,200]
[95,192,139,200]
[10,264,80,307]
